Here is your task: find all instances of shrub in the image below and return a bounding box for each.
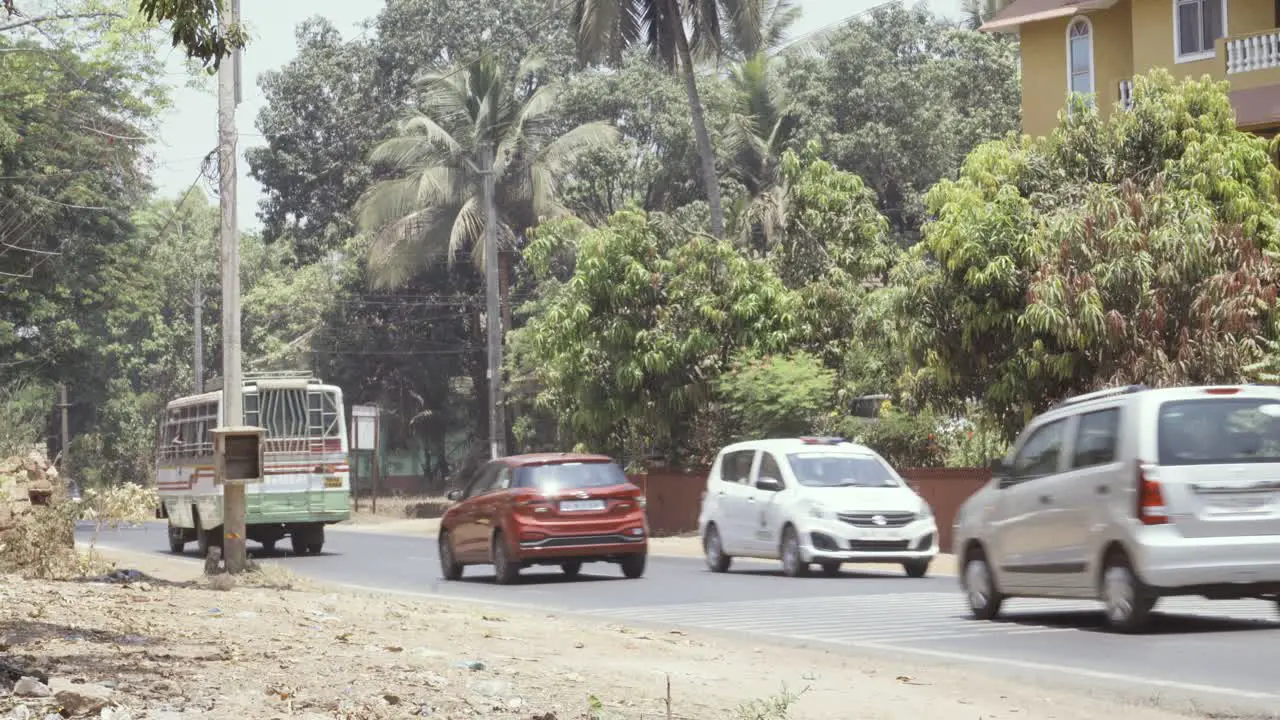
[838,403,947,468]
[716,351,835,440]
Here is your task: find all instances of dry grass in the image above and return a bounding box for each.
[202,561,313,592]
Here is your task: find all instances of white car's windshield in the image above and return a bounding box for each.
[786,453,900,488]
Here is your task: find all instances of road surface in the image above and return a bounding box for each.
[83,522,1280,715]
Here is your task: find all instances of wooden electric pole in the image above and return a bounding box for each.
[217,0,247,573]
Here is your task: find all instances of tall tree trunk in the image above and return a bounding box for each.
[670,0,726,239]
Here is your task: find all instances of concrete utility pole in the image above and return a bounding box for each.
[57,384,69,471]
[217,0,247,573]
[193,274,204,394]
[479,142,506,459]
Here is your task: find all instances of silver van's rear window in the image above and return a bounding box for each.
[1158,398,1280,466]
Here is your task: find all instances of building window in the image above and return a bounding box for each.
[1067,18,1094,98]
[1175,0,1225,61]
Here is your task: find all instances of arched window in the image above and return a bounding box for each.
[1067,18,1095,98]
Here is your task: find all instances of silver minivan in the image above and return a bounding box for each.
[954,384,1280,632]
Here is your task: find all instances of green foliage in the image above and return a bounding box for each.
[838,403,947,469]
[0,382,54,459]
[783,4,1020,242]
[716,351,834,439]
[897,70,1280,438]
[517,210,799,461]
[136,0,246,68]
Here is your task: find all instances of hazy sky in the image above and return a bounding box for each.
[150,0,963,229]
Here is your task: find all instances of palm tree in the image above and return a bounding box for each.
[721,0,800,59]
[357,54,618,287]
[357,55,617,461]
[722,52,798,251]
[571,0,767,239]
[961,0,1014,30]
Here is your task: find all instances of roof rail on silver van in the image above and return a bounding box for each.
[1049,384,1149,411]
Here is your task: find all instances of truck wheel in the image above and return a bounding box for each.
[291,525,324,556]
[194,514,220,557]
[167,525,187,554]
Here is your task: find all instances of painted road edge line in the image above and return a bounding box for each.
[88,544,1279,706]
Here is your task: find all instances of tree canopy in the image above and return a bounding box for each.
[896,70,1280,436]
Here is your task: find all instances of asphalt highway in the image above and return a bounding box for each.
[83,522,1280,716]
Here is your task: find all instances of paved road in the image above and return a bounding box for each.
[84,522,1280,715]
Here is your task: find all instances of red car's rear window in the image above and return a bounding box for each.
[515,461,628,492]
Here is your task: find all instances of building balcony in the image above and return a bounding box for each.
[1114,30,1280,132]
[1221,29,1280,131]
[1225,29,1280,76]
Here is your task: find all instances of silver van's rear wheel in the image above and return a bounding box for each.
[1101,554,1156,633]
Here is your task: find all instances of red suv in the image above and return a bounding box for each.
[438,453,649,584]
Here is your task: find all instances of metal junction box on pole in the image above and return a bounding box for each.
[213,426,265,485]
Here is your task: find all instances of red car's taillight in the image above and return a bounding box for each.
[514,496,551,514]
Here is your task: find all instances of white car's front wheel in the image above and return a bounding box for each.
[703,524,732,573]
[780,525,809,578]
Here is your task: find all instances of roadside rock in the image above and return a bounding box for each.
[470,678,511,698]
[12,676,51,698]
[48,678,112,716]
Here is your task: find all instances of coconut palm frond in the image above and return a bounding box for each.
[719,0,798,58]
[360,51,619,287]
[541,121,620,176]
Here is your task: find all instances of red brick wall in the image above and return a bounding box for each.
[899,467,991,552]
[629,467,992,551]
[628,471,707,536]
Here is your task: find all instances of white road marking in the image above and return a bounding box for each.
[586,591,1280,642]
[88,542,1280,705]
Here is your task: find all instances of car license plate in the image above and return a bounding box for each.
[560,499,606,512]
[858,527,899,539]
[1208,494,1270,513]
[323,476,342,489]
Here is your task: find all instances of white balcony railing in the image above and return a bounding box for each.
[1226,30,1280,74]
[1118,79,1134,109]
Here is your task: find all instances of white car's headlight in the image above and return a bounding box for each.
[919,502,934,519]
[807,503,827,519]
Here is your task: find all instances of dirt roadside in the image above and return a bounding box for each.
[0,547,1205,720]
[333,519,959,575]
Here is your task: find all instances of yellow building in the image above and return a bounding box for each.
[983,0,1280,136]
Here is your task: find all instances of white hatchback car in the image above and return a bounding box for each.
[954,384,1280,632]
[698,437,939,577]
